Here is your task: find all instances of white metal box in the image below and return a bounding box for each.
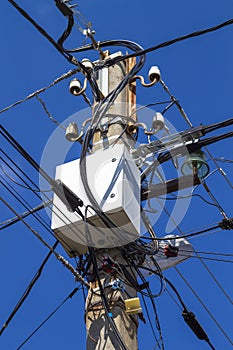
[51,144,141,256]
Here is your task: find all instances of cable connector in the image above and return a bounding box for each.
[182,310,208,341]
[164,244,179,258]
[53,179,83,213]
[218,217,233,230]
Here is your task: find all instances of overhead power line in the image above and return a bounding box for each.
[0,68,79,115]
[7,0,76,63]
[0,198,51,231]
[91,18,233,68]
[16,287,80,350]
[0,240,59,336]
[1,196,89,289]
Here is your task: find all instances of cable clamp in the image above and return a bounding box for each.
[218,217,233,230]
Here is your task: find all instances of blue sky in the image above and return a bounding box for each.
[1,1,233,349]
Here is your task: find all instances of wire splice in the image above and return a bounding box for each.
[182,310,209,340]
[218,218,233,230]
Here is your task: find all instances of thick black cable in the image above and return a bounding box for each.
[1,148,89,250]
[16,287,80,350]
[94,19,233,68]
[7,0,74,62]
[0,240,58,336]
[142,225,220,241]
[57,15,74,47]
[66,18,233,59]
[7,0,102,101]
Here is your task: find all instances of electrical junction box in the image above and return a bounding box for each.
[51,144,141,256]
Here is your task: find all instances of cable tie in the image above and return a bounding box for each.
[108,312,113,318]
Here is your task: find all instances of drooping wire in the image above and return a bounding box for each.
[0,160,51,193]
[35,95,66,130]
[0,240,59,336]
[78,19,233,68]
[66,18,233,60]
[16,286,81,350]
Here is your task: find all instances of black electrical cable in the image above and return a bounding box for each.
[1,148,90,249]
[166,192,221,209]
[0,240,59,336]
[16,287,80,350]
[7,0,102,101]
[92,19,233,68]
[1,178,55,238]
[141,294,162,350]
[134,265,164,349]
[0,199,52,231]
[65,18,233,60]
[1,126,84,219]
[0,163,51,193]
[147,226,221,241]
[7,0,73,62]
[138,265,188,310]
[57,14,74,47]
[138,265,217,349]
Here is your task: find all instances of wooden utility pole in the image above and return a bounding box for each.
[85,54,139,350]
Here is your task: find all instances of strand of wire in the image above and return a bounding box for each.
[1,128,98,248]
[174,266,233,346]
[1,177,54,236]
[1,129,127,252]
[67,19,233,63]
[16,286,81,350]
[35,95,66,130]
[0,68,79,115]
[0,240,59,336]
[1,196,90,288]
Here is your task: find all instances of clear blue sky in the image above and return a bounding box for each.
[1,1,233,349]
